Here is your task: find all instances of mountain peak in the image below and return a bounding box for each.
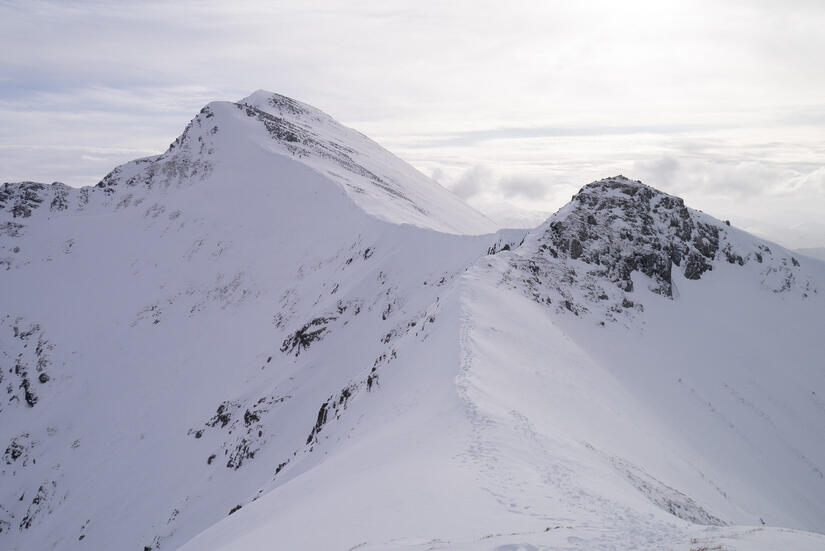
[11,91,496,235]
[238,89,331,123]
[502,176,816,322]
[574,174,676,203]
[539,176,721,295]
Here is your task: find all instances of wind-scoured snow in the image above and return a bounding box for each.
[1,93,823,551]
[237,89,497,235]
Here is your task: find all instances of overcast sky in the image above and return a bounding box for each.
[2,0,824,248]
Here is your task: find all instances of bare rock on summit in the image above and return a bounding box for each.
[493,176,816,322]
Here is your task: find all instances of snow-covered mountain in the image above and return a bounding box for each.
[2,91,824,551]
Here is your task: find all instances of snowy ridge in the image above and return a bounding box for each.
[1,90,494,237]
[2,93,824,550]
[237,90,496,234]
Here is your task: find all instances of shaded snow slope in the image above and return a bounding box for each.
[179,178,825,551]
[236,89,497,234]
[2,91,823,551]
[0,150,519,549]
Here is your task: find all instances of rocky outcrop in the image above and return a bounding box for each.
[536,176,722,297]
[495,176,816,323]
[188,394,291,470]
[1,317,55,413]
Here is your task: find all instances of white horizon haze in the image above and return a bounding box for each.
[1,0,824,249]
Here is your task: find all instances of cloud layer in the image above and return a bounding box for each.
[2,1,824,248]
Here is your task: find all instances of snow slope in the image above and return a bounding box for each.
[235,90,497,235]
[179,176,825,551]
[1,91,824,551]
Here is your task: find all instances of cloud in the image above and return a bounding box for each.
[408,123,729,148]
[432,157,825,246]
[782,166,825,196]
[447,166,490,201]
[438,165,553,202]
[633,156,825,200]
[433,165,559,228]
[474,204,553,230]
[499,176,550,200]
[1,1,824,246]
[632,156,825,248]
[0,144,158,186]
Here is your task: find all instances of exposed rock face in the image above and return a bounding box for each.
[0,182,74,220]
[3,433,33,466]
[539,176,721,297]
[96,105,216,194]
[492,176,816,323]
[1,317,55,413]
[187,394,291,471]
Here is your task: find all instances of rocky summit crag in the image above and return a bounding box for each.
[491,176,814,323]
